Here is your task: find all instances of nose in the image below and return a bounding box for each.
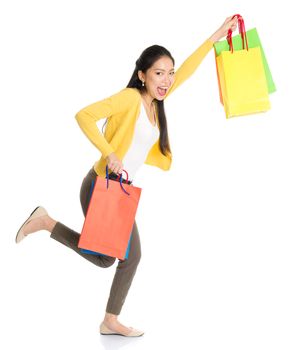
[163,74,171,86]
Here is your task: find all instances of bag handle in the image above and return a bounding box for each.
[227,14,249,53]
[105,166,130,196]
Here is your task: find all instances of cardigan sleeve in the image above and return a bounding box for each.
[75,93,119,158]
[166,39,214,98]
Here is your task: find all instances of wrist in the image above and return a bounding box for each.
[209,29,223,43]
[105,152,114,161]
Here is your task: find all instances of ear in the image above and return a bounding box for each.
[138,70,145,83]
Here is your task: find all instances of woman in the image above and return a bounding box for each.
[15,16,238,337]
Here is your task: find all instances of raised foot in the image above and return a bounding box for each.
[15,206,48,243]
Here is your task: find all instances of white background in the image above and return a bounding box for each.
[1,1,295,349]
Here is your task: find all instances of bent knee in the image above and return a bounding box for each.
[101,257,116,268]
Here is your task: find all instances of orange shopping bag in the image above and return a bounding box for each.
[78,167,142,260]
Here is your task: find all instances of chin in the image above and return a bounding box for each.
[155,95,166,101]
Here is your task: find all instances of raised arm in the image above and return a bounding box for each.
[166,16,238,98]
[166,39,213,97]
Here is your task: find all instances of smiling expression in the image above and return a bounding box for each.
[138,56,175,101]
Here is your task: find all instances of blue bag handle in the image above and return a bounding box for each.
[105,166,130,196]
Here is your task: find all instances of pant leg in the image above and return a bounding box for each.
[106,221,141,315]
[50,167,115,268]
[50,167,142,315]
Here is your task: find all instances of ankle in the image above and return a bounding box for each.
[104,312,118,323]
[43,215,57,233]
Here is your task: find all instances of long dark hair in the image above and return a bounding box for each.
[126,45,175,157]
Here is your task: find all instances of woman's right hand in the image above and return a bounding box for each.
[106,152,124,174]
[209,16,238,43]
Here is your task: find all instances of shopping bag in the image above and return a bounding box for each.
[78,167,141,260]
[80,175,132,259]
[214,27,276,102]
[215,14,271,118]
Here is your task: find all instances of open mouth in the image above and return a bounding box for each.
[157,87,168,97]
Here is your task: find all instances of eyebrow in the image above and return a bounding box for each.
[152,68,175,72]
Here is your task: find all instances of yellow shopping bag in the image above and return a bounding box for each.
[216,14,271,118]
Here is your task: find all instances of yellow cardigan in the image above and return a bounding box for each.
[75,39,213,177]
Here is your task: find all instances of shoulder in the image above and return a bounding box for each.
[108,87,140,112]
[114,87,140,102]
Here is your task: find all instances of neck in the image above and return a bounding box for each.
[141,92,154,108]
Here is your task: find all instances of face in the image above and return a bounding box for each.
[139,56,175,101]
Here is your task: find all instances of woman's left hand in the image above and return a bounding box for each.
[209,16,238,43]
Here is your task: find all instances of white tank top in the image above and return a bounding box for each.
[123,103,159,181]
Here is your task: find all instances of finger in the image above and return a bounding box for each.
[110,162,118,173]
[118,168,123,175]
[114,164,122,175]
[227,16,236,24]
[117,161,123,169]
[109,161,115,169]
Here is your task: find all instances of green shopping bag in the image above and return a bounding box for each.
[214,27,276,104]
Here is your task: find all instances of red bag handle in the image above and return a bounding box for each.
[227,14,249,53]
[105,166,130,195]
[114,170,129,184]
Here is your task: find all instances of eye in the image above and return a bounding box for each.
[170,71,175,76]
[156,72,163,75]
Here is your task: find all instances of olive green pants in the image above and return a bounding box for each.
[50,167,141,315]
